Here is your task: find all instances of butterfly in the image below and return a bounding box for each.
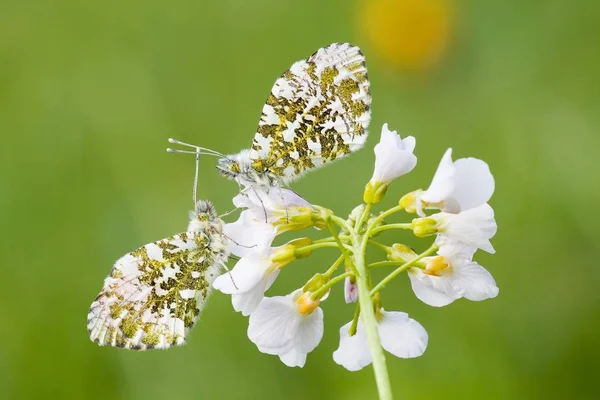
[168,42,371,189]
[87,200,229,350]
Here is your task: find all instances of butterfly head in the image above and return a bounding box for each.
[188,200,220,232]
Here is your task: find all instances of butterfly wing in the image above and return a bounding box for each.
[250,43,371,182]
[87,231,226,350]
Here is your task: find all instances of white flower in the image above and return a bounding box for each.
[223,210,277,257]
[408,240,499,307]
[212,247,281,316]
[431,203,497,253]
[370,123,417,184]
[333,310,427,371]
[364,124,417,204]
[419,148,494,215]
[344,276,358,303]
[248,290,324,367]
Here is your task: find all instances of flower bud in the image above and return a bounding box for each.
[344,276,358,303]
[311,206,332,230]
[271,206,314,234]
[363,181,389,204]
[400,191,419,213]
[271,238,313,270]
[347,204,366,228]
[387,243,417,263]
[302,273,328,294]
[412,217,438,237]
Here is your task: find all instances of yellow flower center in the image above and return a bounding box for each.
[424,256,451,276]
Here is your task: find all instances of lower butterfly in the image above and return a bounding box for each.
[87,200,229,350]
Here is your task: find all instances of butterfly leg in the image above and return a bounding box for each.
[218,261,239,290]
[276,183,290,223]
[249,185,269,222]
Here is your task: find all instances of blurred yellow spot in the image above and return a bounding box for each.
[361,0,452,70]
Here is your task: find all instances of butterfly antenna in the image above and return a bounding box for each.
[193,148,200,206]
[167,138,224,157]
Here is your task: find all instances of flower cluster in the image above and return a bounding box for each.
[213,123,498,373]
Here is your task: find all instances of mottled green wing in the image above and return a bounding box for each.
[250,43,371,182]
[87,231,225,350]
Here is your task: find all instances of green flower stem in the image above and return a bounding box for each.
[295,242,349,256]
[353,241,392,400]
[330,215,355,234]
[370,204,404,228]
[355,203,372,232]
[327,218,357,275]
[349,302,361,335]
[368,260,406,269]
[310,271,353,300]
[370,244,438,296]
[371,223,414,236]
[313,235,350,244]
[368,240,391,254]
[324,255,345,277]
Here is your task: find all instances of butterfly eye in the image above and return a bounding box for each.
[198,213,208,222]
[230,162,241,174]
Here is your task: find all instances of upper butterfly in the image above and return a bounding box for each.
[87,200,229,350]
[170,43,369,188]
[219,43,371,187]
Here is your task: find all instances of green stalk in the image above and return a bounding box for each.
[353,241,393,400]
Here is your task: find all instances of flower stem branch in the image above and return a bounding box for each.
[370,244,438,296]
[327,219,357,275]
[370,204,404,228]
[296,242,347,255]
[310,271,353,300]
[371,223,413,235]
[324,255,345,277]
[349,302,361,335]
[368,240,391,254]
[313,235,350,244]
[355,203,372,232]
[368,260,406,269]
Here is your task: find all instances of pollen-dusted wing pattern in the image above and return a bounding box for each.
[250,43,371,182]
[87,231,227,350]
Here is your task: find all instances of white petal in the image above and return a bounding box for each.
[332,321,372,371]
[371,124,417,183]
[223,210,277,257]
[446,158,495,212]
[436,239,477,261]
[278,348,307,367]
[212,250,270,294]
[231,270,279,316]
[435,204,497,253]
[408,268,457,307]
[248,294,301,353]
[378,311,428,358]
[421,148,455,204]
[295,307,324,354]
[452,261,499,301]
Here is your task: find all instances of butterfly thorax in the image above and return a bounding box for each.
[217,149,280,188]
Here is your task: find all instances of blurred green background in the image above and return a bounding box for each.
[1,0,599,398]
